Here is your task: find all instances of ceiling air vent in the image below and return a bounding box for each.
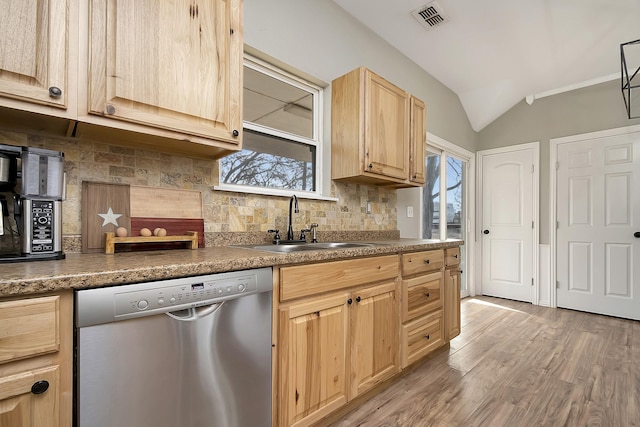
[412,2,449,30]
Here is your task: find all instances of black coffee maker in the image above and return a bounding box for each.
[0,144,65,262]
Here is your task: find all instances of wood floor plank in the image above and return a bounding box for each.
[328,296,639,427]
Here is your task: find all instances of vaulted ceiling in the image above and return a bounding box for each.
[333,0,640,131]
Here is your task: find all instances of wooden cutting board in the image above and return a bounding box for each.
[82,182,131,253]
[82,182,205,252]
[130,186,203,218]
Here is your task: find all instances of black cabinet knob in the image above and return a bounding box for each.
[31,380,49,395]
[106,104,116,115]
[424,259,430,264]
[232,129,239,137]
[454,254,458,258]
[634,232,640,238]
[355,296,361,303]
[425,335,430,340]
[48,86,62,98]
[368,163,373,169]
[483,230,490,235]
[347,298,353,305]
[425,292,430,298]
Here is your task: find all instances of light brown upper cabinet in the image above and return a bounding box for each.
[409,96,426,185]
[331,67,426,187]
[78,0,243,157]
[0,0,77,120]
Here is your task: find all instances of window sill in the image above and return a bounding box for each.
[212,184,339,202]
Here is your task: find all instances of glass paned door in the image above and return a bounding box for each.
[422,153,441,239]
[446,155,467,293]
[422,150,468,295]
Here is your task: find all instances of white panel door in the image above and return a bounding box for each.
[556,133,640,320]
[481,149,535,302]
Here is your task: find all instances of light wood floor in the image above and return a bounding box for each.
[330,296,640,426]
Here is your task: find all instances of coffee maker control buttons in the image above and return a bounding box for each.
[30,200,54,253]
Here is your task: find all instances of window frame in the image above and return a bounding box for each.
[214,54,333,200]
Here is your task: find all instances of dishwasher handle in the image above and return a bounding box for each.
[165,301,225,321]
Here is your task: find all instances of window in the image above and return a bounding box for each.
[218,55,323,196]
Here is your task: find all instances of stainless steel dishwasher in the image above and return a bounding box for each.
[75,267,272,427]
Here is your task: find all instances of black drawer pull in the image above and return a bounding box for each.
[425,292,430,298]
[425,335,430,340]
[31,380,49,395]
[424,259,430,264]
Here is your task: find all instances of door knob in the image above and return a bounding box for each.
[635,232,640,238]
[483,230,490,235]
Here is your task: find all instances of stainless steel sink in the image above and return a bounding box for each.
[240,242,376,253]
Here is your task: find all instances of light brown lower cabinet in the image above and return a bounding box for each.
[401,309,444,368]
[278,282,400,427]
[278,292,350,427]
[276,248,461,426]
[349,282,399,398]
[445,267,461,340]
[0,292,72,427]
[277,256,400,427]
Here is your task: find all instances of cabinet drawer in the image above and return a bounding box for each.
[401,310,444,369]
[280,255,399,301]
[445,247,460,267]
[0,296,60,364]
[401,250,443,277]
[401,271,443,323]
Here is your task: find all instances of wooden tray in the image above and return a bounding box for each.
[105,231,198,254]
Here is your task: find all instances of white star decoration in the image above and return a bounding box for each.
[98,207,123,227]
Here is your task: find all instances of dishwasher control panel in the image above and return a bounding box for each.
[76,267,273,327]
[114,274,258,316]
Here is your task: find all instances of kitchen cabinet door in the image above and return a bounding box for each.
[0,0,74,116]
[278,292,349,427]
[0,366,59,427]
[349,282,399,398]
[86,0,242,148]
[364,71,410,180]
[409,96,426,184]
[445,267,461,340]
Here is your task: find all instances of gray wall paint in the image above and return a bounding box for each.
[243,0,477,192]
[478,80,640,244]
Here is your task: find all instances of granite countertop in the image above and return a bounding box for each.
[0,239,463,297]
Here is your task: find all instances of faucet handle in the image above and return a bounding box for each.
[299,228,311,241]
[267,229,281,244]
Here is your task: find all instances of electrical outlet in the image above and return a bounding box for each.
[366,202,372,214]
[407,206,414,218]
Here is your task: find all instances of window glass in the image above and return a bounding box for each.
[243,67,314,139]
[445,156,464,240]
[220,129,316,191]
[422,153,441,239]
[220,56,321,194]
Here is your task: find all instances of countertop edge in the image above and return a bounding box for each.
[0,239,463,297]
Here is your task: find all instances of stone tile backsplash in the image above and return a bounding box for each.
[0,130,398,250]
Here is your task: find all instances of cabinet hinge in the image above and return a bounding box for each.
[555,161,559,171]
[556,280,560,289]
[531,278,534,286]
[532,221,534,229]
[531,164,534,173]
[556,221,559,230]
